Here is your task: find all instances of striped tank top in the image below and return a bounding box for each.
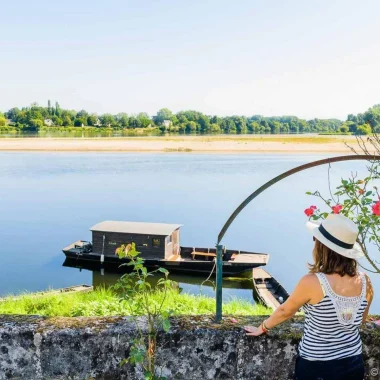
[298,272,368,361]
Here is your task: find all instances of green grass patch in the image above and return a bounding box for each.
[0,288,269,317]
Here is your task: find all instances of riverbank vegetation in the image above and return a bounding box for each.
[0,287,269,317]
[1,101,379,135]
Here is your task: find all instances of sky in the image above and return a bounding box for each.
[1,0,380,120]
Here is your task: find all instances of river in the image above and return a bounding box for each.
[0,152,378,312]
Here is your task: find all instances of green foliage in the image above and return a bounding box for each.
[0,115,6,126]
[115,242,140,259]
[153,108,173,125]
[74,118,86,127]
[113,245,174,378]
[357,124,372,135]
[29,118,43,130]
[5,100,379,135]
[87,115,97,126]
[0,287,267,317]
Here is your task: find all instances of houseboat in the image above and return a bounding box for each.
[62,221,269,276]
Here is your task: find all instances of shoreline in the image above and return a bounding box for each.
[0,135,360,153]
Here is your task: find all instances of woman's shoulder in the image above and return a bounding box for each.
[298,273,321,288]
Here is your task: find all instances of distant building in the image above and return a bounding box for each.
[44,119,54,127]
[163,120,172,128]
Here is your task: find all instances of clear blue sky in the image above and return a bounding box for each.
[1,0,379,119]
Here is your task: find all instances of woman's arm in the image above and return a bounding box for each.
[361,274,374,327]
[245,273,319,336]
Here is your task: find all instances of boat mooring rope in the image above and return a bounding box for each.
[201,260,217,288]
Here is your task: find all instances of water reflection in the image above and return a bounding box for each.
[63,258,256,303]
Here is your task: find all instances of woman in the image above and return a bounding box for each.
[244,214,374,380]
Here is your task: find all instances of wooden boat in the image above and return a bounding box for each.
[0,284,93,302]
[62,221,269,276]
[251,268,289,310]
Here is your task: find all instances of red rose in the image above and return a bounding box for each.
[372,201,380,216]
[310,205,317,210]
[304,207,314,217]
[331,204,343,214]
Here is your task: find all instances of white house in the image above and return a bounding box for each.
[163,120,172,128]
[44,119,54,127]
[94,118,102,127]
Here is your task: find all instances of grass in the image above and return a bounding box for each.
[0,287,270,317]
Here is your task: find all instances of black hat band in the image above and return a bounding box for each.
[318,224,354,250]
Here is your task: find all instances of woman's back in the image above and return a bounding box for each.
[298,272,368,361]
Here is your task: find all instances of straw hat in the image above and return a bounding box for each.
[306,214,364,260]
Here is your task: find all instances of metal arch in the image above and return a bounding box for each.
[217,154,380,244]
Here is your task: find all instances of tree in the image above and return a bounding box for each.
[281,123,290,134]
[210,123,221,133]
[129,116,142,129]
[48,100,51,115]
[136,112,151,128]
[270,120,281,134]
[260,119,269,130]
[100,114,115,127]
[185,121,197,133]
[290,124,299,134]
[74,118,86,127]
[62,115,72,126]
[226,119,237,133]
[120,115,130,128]
[87,115,97,126]
[0,115,6,126]
[248,121,260,133]
[232,116,247,134]
[6,107,20,121]
[198,114,210,133]
[76,109,89,120]
[55,102,61,117]
[345,121,357,134]
[52,116,63,126]
[29,119,43,130]
[153,108,173,125]
[356,124,372,135]
[116,113,130,128]
[339,124,349,133]
[363,104,380,131]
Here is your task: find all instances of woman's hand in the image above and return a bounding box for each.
[244,325,265,336]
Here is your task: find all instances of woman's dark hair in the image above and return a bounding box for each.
[308,239,357,277]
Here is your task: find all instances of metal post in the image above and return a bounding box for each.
[215,244,223,322]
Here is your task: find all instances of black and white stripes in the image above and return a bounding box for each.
[298,273,367,361]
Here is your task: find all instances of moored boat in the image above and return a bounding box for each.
[62,221,269,276]
[252,268,289,309]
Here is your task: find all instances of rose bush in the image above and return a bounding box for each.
[304,162,380,273]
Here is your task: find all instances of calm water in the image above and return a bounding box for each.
[0,152,378,312]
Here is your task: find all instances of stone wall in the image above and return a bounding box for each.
[0,315,379,380]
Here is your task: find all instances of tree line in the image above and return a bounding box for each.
[0,100,379,135]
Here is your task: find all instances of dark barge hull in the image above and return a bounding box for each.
[63,248,268,276]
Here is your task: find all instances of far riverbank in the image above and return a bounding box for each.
[0,135,362,153]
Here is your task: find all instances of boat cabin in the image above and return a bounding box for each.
[91,221,182,259]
